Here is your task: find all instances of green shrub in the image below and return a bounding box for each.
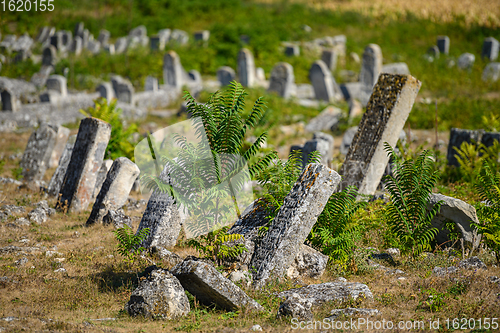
[114,226,149,265]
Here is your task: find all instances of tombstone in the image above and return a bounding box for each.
[82,29,89,49]
[87,158,139,225]
[163,51,184,90]
[71,36,82,56]
[483,63,500,82]
[194,30,210,42]
[46,75,67,97]
[50,32,63,50]
[74,22,84,39]
[37,27,51,43]
[56,118,111,213]
[97,82,115,101]
[267,62,295,99]
[427,45,440,59]
[130,25,147,38]
[255,67,266,81]
[150,36,165,51]
[447,128,485,167]
[87,40,101,54]
[170,29,189,45]
[481,131,500,148]
[251,164,341,288]
[237,48,256,88]
[61,31,73,50]
[457,53,475,70]
[309,60,340,102]
[19,123,57,182]
[103,44,115,55]
[31,65,53,88]
[437,36,450,55]
[158,29,171,41]
[49,126,71,168]
[284,44,300,57]
[217,66,236,86]
[13,49,29,63]
[145,76,159,92]
[304,106,343,132]
[338,74,422,195]
[0,88,19,112]
[114,37,128,54]
[93,159,114,199]
[482,37,499,61]
[359,44,383,89]
[302,138,331,167]
[42,45,57,66]
[47,135,76,197]
[382,63,410,75]
[321,49,338,71]
[313,132,334,161]
[111,76,134,104]
[98,29,110,46]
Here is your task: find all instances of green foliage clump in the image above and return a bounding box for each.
[383,143,442,258]
[454,140,500,184]
[80,98,138,161]
[114,226,149,265]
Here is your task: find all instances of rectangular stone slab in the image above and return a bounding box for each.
[250,163,340,288]
[20,123,57,182]
[338,74,421,195]
[47,135,76,197]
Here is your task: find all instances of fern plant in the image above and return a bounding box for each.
[474,160,500,264]
[80,97,138,161]
[454,140,500,184]
[114,226,150,265]
[308,185,366,268]
[383,142,442,258]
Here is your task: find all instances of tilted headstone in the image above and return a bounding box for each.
[237,48,256,88]
[217,66,236,86]
[71,36,82,56]
[114,37,128,54]
[437,36,450,55]
[103,44,115,55]
[74,22,84,39]
[56,118,111,213]
[20,123,57,182]
[170,29,189,45]
[97,82,115,101]
[313,132,334,160]
[111,76,134,104]
[194,30,210,42]
[447,128,485,167]
[321,49,338,71]
[98,29,110,46]
[37,26,51,43]
[87,157,140,225]
[382,62,410,75]
[42,45,57,66]
[338,74,422,195]
[145,76,159,92]
[305,106,343,132]
[49,126,70,168]
[457,53,475,70]
[87,40,101,54]
[47,135,76,197]
[1,88,19,112]
[359,44,383,88]
[302,138,331,167]
[482,37,499,61]
[93,159,113,199]
[31,65,53,88]
[82,29,89,49]
[482,62,500,82]
[163,51,184,90]
[251,164,341,288]
[267,62,295,99]
[427,45,440,59]
[284,44,300,56]
[46,75,67,97]
[309,60,341,102]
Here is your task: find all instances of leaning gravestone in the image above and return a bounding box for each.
[42,45,56,67]
[359,44,383,89]
[447,128,485,167]
[427,45,440,59]
[46,75,67,97]
[114,37,128,54]
[338,74,421,195]
[98,29,110,46]
[309,60,340,102]
[457,53,475,70]
[216,66,236,87]
[49,126,70,168]
[0,88,19,112]
[267,62,295,99]
[71,36,82,56]
[50,32,63,50]
[20,123,57,182]
[74,22,84,39]
[56,118,111,213]
[237,48,256,88]
[302,138,331,168]
[305,106,343,132]
[163,51,184,90]
[47,135,76,197]
[481,131,500,148]
[321,49,338,71]
[251,163,341,288]
[437,36,450,55]
[87,157,140,225]
[482,37,499,61]
[93,159,113,199]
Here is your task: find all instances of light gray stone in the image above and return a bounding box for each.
[288,245,329,279]
[87,157,140,225]
[482,62,500,82]
[238,48,256,88]
[28,207,48,224]
[194,30,210,42]
[427,45,440,59]
[93,159,113,199]
[309,60,341,102]
[277,293,313,321]
[251,164,341,288]
[56,118,111,213]
[98,29,110,46]
[171,259,263,311]
[328,307,380,320]
[103,209,132,229]
[20,123,57,182]
[267,62,295,99]
[97,82,115,101]
[125,267,190,319]
[217,66,236,86]
[71,36,82,56]
[305,106,342,132]
[31,65,54,89]
[437,36,450,55]
[129,25,147,38]
[482,37,499,61]
[170,29,189,45]
[46,75,67,97]
[302,139,331,167]
[433,266,458,276]
[149,36,165,52]
[321,48,338,71]
[47,135,76,196]
[114,37,128,54]
[458,256,486,270]
[284,44,300,56]
[338,74,421,195]
[457,53,475,69]
[278,281,373,304]
[163,51,184,90]
[48,126,70,168]
[144,76,159,92]
[87,40,101,54]
[360,44,383,89]
[382,62,410,75]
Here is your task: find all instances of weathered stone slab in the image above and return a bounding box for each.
[278,282,373,304]
[171,259,263,311]
[93,159,113,199]
[71,36,82,56]
[149,36,165,52]
[20,123,57,182]
[481,131,500,148]
[251,163,341,288]
[482,62,500,82]
[457,53,475,70]
[305,106,342,132]
[194,30,210,42]
[340,82,371,106]
[321,49,338,71]
[1,88,19,112]
[338,74,421,195]
[87,157,140,225]
[97,82,115,101]
[46,75,67,97]
[482,37,499,61]
[47,135,76,197]
[31,66,54,89]
[126,266,190,319]
[446,128,484,167]
[50,32,63,50]
[74,22,84,39]
[103,208,132,229]
[98,29,110,46]
[267,62,295,99]
[170,29,189,45]
[114,37,128,54]
[428,193,481,249]
[163,51,184,90]
[111,76,134,104]
[237,48,256,88]
[341,126,358,155]
[49,126,70,168]
[284,44,300,56]
[144,76,159,92]
[217,66,236,87]
[302,137,332,167]
[437,36,450,55]
[56,118,111,213]
[382,63,410,75]
[359,44,382,89]
[309,60,341,102]
[287,245,329,279]
[427,45,440,59]
[42,45,56,67]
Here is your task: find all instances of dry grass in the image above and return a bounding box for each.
[256,0,500,28]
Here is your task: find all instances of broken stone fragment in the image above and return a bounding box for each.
[278,281,373,305]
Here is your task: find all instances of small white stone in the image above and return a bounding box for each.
[251,324,263,331]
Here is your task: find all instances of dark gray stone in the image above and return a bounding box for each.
[238,48,256,88]
[437,36,450,55]
[309,60,341,102]
[42,45,56,67]
[447,128,484,167]
[481,131,500,148]
[360,44,383,89]
[194,30,210,42]
[267,62,295,99]
[47,135,76,197]
[482,37,499,61]
[144,76,159,92]
[103,209,132,229]
[20,123,57,182]
[114,37,128,54]
[111,76,134,104]
[163,51,184,90]
[1,88,19,112]
[321,49,338,71]
[97,82,115,101]
[217,66,236,87]
[284,44,300,57]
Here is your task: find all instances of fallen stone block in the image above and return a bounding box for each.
[278,281,373,304]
